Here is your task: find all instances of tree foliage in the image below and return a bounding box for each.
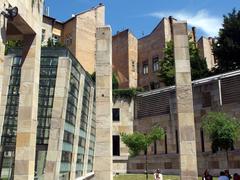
[5,40,23,55]
[121,126,165,156]
[213,9,240,73]
[159,41,209,86]
[121,126,165,180]
[201,112,240,153]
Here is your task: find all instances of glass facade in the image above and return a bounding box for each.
[0,48,95,179]
[76,79,91,177]
[87,99,96,173]
[0,56,22,179]
[35,56,58,179]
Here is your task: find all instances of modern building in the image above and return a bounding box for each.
[0,48,96,179]
[0,1,103,179]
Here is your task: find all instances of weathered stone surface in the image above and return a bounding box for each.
[94,26,113,180]
[173,22,198,180]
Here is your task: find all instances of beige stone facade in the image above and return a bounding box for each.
[112,30,138,88]
[125,70,240,176]
[173,21,198,180]
[94,26,113,180]
[42,4,105,74]
[112,99,134,174]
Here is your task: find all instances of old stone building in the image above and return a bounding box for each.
[112,17,216,90]
[112,70,240,175]
[42,4,105,74]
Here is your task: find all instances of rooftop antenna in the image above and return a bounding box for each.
[142,31,145,36]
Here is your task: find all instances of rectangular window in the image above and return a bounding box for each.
[154,140,157,155]
[113,135,120,156]
[152,56,159,72]
[176,130,179,154]
[131,60,136,72]
[112,108,120,121]
[200,129,205,152]
[41,29,46,42]
[165,129,168,154]
[142,61,148,75]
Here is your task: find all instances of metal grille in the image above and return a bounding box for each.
[135,91,171,119]
[221,75,240,104]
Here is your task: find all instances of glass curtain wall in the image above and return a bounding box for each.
[76,79,91,178]
[60,58,81,180]
[0,56,22,179]
[87,98,96,173]
[35,57,58,179]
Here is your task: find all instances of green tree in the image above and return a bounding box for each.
[159,41,209,86]
[121,126,165,180]
[213,9,240,73]
[5,40,23,55]
[44,38,64,48]
[201,112,240,168]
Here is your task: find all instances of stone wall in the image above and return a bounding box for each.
[128,72,240,176]
[112,30,138,88]
[138,18,170,90]
[112,98,134,174]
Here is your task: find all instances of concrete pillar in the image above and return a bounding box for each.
[83,87,95,175]
[173,22,198,180]
[0,56,12,141]
[69,74,85,180]
[44,57,71,180]
[0,5,7,114]
[14,34,41,180]
[94,26,112,180]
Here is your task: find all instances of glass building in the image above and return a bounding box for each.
[0,48,96,180]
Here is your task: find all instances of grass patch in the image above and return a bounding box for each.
[113,174,218,180]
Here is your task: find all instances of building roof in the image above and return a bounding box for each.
[137,70,240,97]
[43,3,104,25]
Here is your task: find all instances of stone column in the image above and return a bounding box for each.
[83,87,94,175]
[0,56,12,141]
[44,57,71,180]
[14,34,41,180]
[69,74,85,180]
[0,5,7,112]
[94,26,112,180]
[173,22,198,180]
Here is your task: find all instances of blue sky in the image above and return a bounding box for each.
[45,0,240,39]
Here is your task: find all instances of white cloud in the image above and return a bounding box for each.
[149,9,222,37]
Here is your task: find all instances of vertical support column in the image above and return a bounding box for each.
[44,57,71,180]
[69,74,85,180]
[0,56,12,141]
[14,34,41,180]
[0,6,7,111]
[83,87,94,175]
[173,22,198,180]
[94,26,112,180]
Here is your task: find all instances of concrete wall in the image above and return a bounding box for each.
[128,74,240,176]
[112,98,134,174]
